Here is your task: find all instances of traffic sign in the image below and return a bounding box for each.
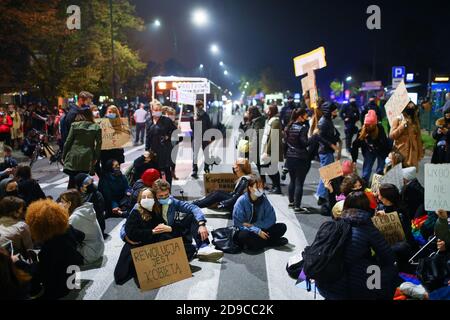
[392,66,406,80]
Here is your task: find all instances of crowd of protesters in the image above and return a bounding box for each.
[0,89,449,301]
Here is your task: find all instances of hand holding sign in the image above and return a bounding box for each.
[319,161,344,182]
[385,81,410,126]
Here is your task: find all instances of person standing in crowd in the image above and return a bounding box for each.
[401,167,424,222]
[25,199,84,299]
[316,102,341,205]
[351,110,390,183]
[8,105,23,150]
[260,104,283,194]
[61,91,94,146]
[233,175,288,251]
[0,196,32,257]
[361,96,383,124]
[438,93,450,114]
[145,101,177,185]
[192,158,253,211]
[31,104,47,133]
[99,106,126,173]
[58,190,105,264]
[280,96,297,130]
[247,105,267,179]
[340,97,360,154]
[133,103,148,146]
[63,108,102,189]
[74,173,106,235]
[54,108,65,149]
[285,108,312,213]
[316,192,397,300]
[0,106,13,147]
[90,105,101,119]
[15,166,46,207]
[163,106,180,181]
[390,102,424,170]
[431,105,450,164]
[190,100,213,179]
[98,160,130,218]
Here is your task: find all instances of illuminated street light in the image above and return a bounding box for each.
[224,70,229,76]
[210,44,220,55]
[192,8,209,27]
[346,76,353,82]
[219,61,224,67]
[154,19,161,27]
[199,64,204,69]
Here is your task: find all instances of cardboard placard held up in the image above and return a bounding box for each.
[385,81,410,126]
[301,71,316,93]
[381,164,404,191]
[204,173,237,195]
[131,237,192,292]
[425,164,450,211]
[293,47,327,77]
[372,212,406,246]
[319,161,344,182]
[96,118,132,151]
[371,174,384,194]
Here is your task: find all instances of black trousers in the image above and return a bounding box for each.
[344,128,356,153]
[192,140,211,173]
[135,123,146,144]
[286,158,311,208]
[236,223,287,251]
[192,190,232,209]
[0,132,12,147]
[160,167,173,187]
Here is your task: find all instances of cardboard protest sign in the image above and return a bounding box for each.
[371,174,384,194]
[319,161,344,182]
[385,81,410,126]
[425,164,450,211]
[301,71,316,93]
[293,47,327,77]
[372,212,406,246]
[177,90,197,106]
[204,173,237,195]
[131,237,192,292]
[381,164,403,191]
[96,118,132,151]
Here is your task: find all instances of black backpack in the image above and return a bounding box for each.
[302,220,351,284]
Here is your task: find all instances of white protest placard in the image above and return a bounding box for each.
[177,90,197,106]
[385,81,410,126]
[381,164,404,191]
[425,164,450,211]
[176,82,210,94]
[371,174,384,194]
[293,47,327,77]
[170,90,178,103]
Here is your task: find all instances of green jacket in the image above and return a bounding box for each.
[435,218,450,248]
[63,121,102,172]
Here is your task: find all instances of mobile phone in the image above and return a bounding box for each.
[1,240,14,256]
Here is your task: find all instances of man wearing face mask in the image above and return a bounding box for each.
[61,91,94,147]
[390,102,424,169]
[233,176,288,251]
[75,173,106,235]
[190,100,213,179]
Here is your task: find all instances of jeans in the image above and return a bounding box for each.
[316,153,335,200]
[236,223,287,251]
[362,151,385,183]
[287,158,311,208]
[135,122,146,144]
[192,190,232,209]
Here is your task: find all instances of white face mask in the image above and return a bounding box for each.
[252,189,264,198]
[152,111,162,118]
[385,157,392,166]
[93,111,100,117]
[141,198,155,211]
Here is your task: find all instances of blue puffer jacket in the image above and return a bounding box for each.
[233,193,276,235]
[317,209,397,300]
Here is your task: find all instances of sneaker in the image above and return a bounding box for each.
[288,203,295,208]
[294,207,309,213]
[191,172,199,179]
[400,282,428,300]
[197,246,224,262]
[269,188,282,195]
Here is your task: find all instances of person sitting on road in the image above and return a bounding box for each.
[128,168,160,213]
[0,145,18,172]
[316,191,397,300]
[25,199,84,299]
[132,151,158,184]
[0,246,32,300]
[0,178,19,198]
[58,190,104,264]
[14,166,46,207]
[232,175,288,251]
[98,159,131,218]
[120,179,224,262]
[192,158,253,211]
[74,173,106,235]
[401,167,424,222]
[383,151,404,175]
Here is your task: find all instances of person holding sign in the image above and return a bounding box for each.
[390,102,424,170]
[351,110,391,183]
[62,108,102,189]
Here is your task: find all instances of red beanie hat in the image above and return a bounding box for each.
[364,110,378,125]
[342,160,353,176]
[141,169,161,187]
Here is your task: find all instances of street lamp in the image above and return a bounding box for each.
[192,8,209,27]
[219,61,224,67]
[210,44,220,55]
[224,70,229,76]
[346,76,353,82]
[154,19,161,28]
[199,64,204,69]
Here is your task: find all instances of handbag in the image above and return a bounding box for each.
[417,252,450,292]
[211,227,241,254]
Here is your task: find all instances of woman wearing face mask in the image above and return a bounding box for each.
[15,166,46,207]
[192,158,253,211]
[145,101,177,186]
[98,160,130,218]
[163,106,180,181]
[75,173,106,235]
[63,108,102,189]
[384,151,404,175]
[0,106,13,147]
[431,106,450,164]
[351,110,391,183]
[98,106,126,175]
[390,102,424,169]
[232,175,288,251]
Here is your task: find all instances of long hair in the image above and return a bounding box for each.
[358,124,379,141]
[0,248,32,299]
[287,108,308,130]
[136,188,156,222]
[0,197,26,220]
[58,189,83,215]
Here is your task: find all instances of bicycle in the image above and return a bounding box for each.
[28,129,63,169]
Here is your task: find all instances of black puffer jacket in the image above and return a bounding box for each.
[285,121,309,160]
[351,124,391,162]
[221,175,251,210]
[318,102,341,154]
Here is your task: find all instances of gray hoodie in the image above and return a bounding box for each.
[69,202,105,264]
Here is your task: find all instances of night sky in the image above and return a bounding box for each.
[131,0,450,95]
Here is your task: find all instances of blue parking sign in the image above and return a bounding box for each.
[392,66,406,79]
